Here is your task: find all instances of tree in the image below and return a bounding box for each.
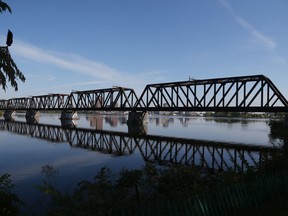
[0,0,25,91]
[0,174,22,215]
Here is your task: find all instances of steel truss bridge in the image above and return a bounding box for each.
[1,74,288,113]
[0,120,276,172]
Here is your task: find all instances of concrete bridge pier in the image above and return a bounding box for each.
[128,123,147,135]
[127,111,148,135]
[3,110,15,121]
[25,110,40,119]
[285,114,288,128]
[26,116,39,124]
[127,111,148,125]
[60,110,79,120]
[25,110,40,124]
[60,119,77,128]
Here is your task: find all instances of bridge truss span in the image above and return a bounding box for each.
[64,87,139,111]
[30,94,69,110]
[0,94,69,111]
[135,75,288,112]
[1,75,288,114]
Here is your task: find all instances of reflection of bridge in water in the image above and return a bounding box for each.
[0,120,276,172]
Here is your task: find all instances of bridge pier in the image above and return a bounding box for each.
[25,110,40,124]
[128,124,147,135]
[285,114,288,128]
[3,110,15,121]
[127,111,147,125]
[60,110,79,120]
[25,110,40,118]
[26,116,39,124]
[60,119,77,128]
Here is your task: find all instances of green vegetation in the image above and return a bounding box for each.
[1,148,288,215]
[36,165,239,215]
[33,152,288,216]
[0,174,22,216]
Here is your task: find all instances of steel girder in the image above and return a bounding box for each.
[135,74,288,112]
[0,94,69,111]
[1,75,288,112]
[0,120,275,171]
[64,87,139,111]
[5,97,30,110]
[30,94,69,110]
[0,99,8,109]
[0,87,138,111]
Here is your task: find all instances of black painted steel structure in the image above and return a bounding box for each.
[0,120,276,172]
[1,75,288,112]
[64,87,139,111]
[135,74,288,112]
[0,87,138,111]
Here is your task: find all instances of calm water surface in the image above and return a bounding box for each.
[0,113,279,211]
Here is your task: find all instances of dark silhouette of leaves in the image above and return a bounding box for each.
[6,30,13,46]
[0,46,25,91]
[0,1,25,91]
[0,0,11,14]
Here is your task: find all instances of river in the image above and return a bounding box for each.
[0,113,282,212]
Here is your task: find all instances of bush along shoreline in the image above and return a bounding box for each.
[2,147,288,216]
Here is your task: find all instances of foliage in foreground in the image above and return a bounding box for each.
[0,46,25,91]
[1,149,288,216]
[0,173,22,216]
[0,0,25,91]
[36,153,288,216]
[38,164,230,215]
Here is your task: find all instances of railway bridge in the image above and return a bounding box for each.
[1,74,288,123]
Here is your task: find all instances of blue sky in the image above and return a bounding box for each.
[0,0,287,99]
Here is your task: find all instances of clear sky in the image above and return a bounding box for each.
[0,0,287,99]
